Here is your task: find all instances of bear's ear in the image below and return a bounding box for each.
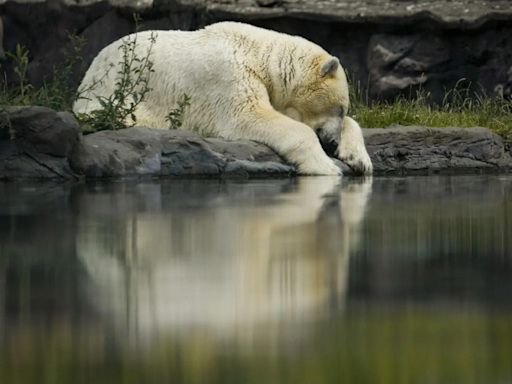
[320,56,340,77]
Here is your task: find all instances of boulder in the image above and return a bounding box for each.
[69,127,297,179]
[0,106,81,181]
[1,107,511,181]
[363,126,512,174]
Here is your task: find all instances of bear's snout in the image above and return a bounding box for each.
[317,128,339,158]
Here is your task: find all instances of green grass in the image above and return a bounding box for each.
[349,78,512,138]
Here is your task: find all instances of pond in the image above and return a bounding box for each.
[1,175,512,384]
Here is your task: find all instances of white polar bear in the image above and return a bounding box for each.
[74,22,373,175]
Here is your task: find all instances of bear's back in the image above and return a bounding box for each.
[202,22,326,56]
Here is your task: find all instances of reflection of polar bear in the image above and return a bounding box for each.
[77,178,373,343]
[74,22,372,175]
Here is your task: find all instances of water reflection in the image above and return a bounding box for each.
[1,176,512,384]
[351,176,512,307]
[77,177,372,342]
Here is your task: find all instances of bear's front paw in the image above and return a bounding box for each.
[298,156,342,176]
[338,150,373,175]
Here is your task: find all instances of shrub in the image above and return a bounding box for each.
[165,94,191,130]
[76,14,157,133]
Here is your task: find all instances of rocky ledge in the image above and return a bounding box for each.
[200,0,512,28]
[1,106,511,182]
[364,126,512,174]
[70,125,296,179]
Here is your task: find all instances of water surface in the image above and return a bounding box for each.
[1,175,511,384]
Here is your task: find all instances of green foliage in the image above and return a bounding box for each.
[0,35,87,139]
[0,34,87,111]
[77,14,157,133]
[0,45,33,139]
[165,94,191,130]
[0,13,164,136]
[2,45,36,106]
[41,33,87,111]
[348,76,512,137]
[0,108,15,140]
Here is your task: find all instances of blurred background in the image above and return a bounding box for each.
[1,0,512,104]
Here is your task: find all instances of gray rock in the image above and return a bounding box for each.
[363,126,512,175]
[0,15,5,61]
[1,1,512,103]
[2,107,511,181]
[0,106,81,181]
[367,30,512,102]
[69,127,297,179]
[200,0,512,27]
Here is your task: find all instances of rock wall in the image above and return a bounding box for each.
[0,0,512,102]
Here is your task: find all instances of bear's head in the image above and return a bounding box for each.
[284,54,349,149]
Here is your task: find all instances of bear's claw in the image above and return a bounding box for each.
[298,155,343,176]
[338,153,373,175]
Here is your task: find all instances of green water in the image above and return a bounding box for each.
[0,175,511,384]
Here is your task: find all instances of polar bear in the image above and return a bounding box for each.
[74,22,372,175]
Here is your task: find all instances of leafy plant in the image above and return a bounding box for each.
[41,32,88,111]
[165,94,191,130]
[0,33,87,111]
[3,45,36,106]
[0,108,15,140]
[77,14,157,133]
[0,35,88,139]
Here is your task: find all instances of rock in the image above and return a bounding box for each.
[0,1,112,89]
[0,106,354,181]
[200,0,512,27]
[2,107,511,181]
[363,126,512,175]
[505,134,512,156]
[73,124,512,179]
[1,1,512,103]
[0,106,82,181]
[69,127,297,179]
[367,30,512,102]
[0,15,5,61]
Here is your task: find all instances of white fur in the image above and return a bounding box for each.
[74,22,372,175]
[337,117,373,175]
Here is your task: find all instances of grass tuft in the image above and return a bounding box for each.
[349,76,512,139]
